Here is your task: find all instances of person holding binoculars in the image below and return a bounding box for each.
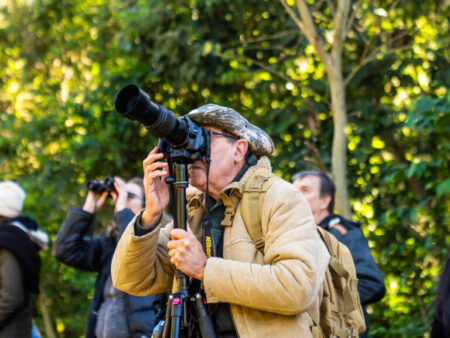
[53,176,161,338]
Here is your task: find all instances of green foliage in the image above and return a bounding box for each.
[0,0,448,336]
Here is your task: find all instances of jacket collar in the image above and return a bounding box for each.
[227,156,272,193]
[187,156,272,205]
[187,157,272,219]
[319,214,362,229]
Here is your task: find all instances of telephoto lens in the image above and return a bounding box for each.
[115,84,209,163]
[114,84,187,147]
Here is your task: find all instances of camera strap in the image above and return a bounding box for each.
[202,130,216,258]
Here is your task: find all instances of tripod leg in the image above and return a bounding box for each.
[194,293,216,338]
[170,295,184,338]
[162,295,173,338]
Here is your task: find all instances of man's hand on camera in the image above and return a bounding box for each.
[82,189,109,214]
[141,147,170,228]
[112,176,127,212]
[168,227,207,280]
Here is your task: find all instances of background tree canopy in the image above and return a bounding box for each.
[0,0,448,336]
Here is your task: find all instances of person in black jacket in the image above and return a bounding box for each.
[0,181,49,338]
[431,258,450,338]
[293,171,386,338]
[53,176,157,338]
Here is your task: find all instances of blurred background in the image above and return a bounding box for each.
[0,0,448,336]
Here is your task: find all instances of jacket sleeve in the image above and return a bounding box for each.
[114,208,136,239]
[203,180,330,316]
[334,228,386,305]
[0,249,25,327]
[111,211,175,296]
[52,208,104,272]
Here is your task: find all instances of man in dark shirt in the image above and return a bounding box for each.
[293,170,386,337]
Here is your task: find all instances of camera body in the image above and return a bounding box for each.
[157,116,206,164]
[86,177,116,194]
[115,84,207,164]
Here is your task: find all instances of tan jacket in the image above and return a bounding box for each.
[112,157,330,337]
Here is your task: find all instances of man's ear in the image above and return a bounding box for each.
[234,139,248,163]
[321,194,332,212]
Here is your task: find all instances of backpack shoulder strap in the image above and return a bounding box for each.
[317,226,357,313]
[240,168,280,252]
[316,226,334,255]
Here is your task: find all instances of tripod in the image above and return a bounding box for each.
[157,158,216,338]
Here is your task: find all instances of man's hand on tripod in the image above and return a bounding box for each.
[141,147,170,228]
[168,228,207,280]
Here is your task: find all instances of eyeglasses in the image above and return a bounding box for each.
[208,130,239,140]
[127,191,145,203]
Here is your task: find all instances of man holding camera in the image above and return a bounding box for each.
[53,176,160,338]
[111,104,330,337]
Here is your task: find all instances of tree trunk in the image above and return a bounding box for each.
[38,291,57,338]
[282,0,352,217]
[329,68,352,218]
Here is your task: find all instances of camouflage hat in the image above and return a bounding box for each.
[187,104,274,157]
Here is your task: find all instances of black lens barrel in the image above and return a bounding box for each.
[114,84,187,147]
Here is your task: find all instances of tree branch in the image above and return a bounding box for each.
[305,140,328,172]
[239,29,300,46]
[312,11,333,23]
[294,0,333,70]
[325,0,336,16]
[332,0,351,60]
[279,0,304,31]
[278,37,303,63]
[314,0,326,11]
[344,39,416,86]
[352,23,369,44]
[345,0,359,37]
[240,54,329,103]
[39,291,57,338]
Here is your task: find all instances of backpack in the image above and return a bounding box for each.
[221,168,366,338]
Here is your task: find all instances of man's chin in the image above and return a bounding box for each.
[188,177,206,192]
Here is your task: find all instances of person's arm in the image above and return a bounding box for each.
[114,208,135,238]
[203,180,330,315]
[338,229,386,305]
[53,187,110,271]
[112,176,141,237]
[112,147,173,295]
[52,208,103,272]
[111,176,128,213]
[0,249,25,327]
[111,211,175,296]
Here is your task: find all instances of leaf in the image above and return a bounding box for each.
[436,179,450,197]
